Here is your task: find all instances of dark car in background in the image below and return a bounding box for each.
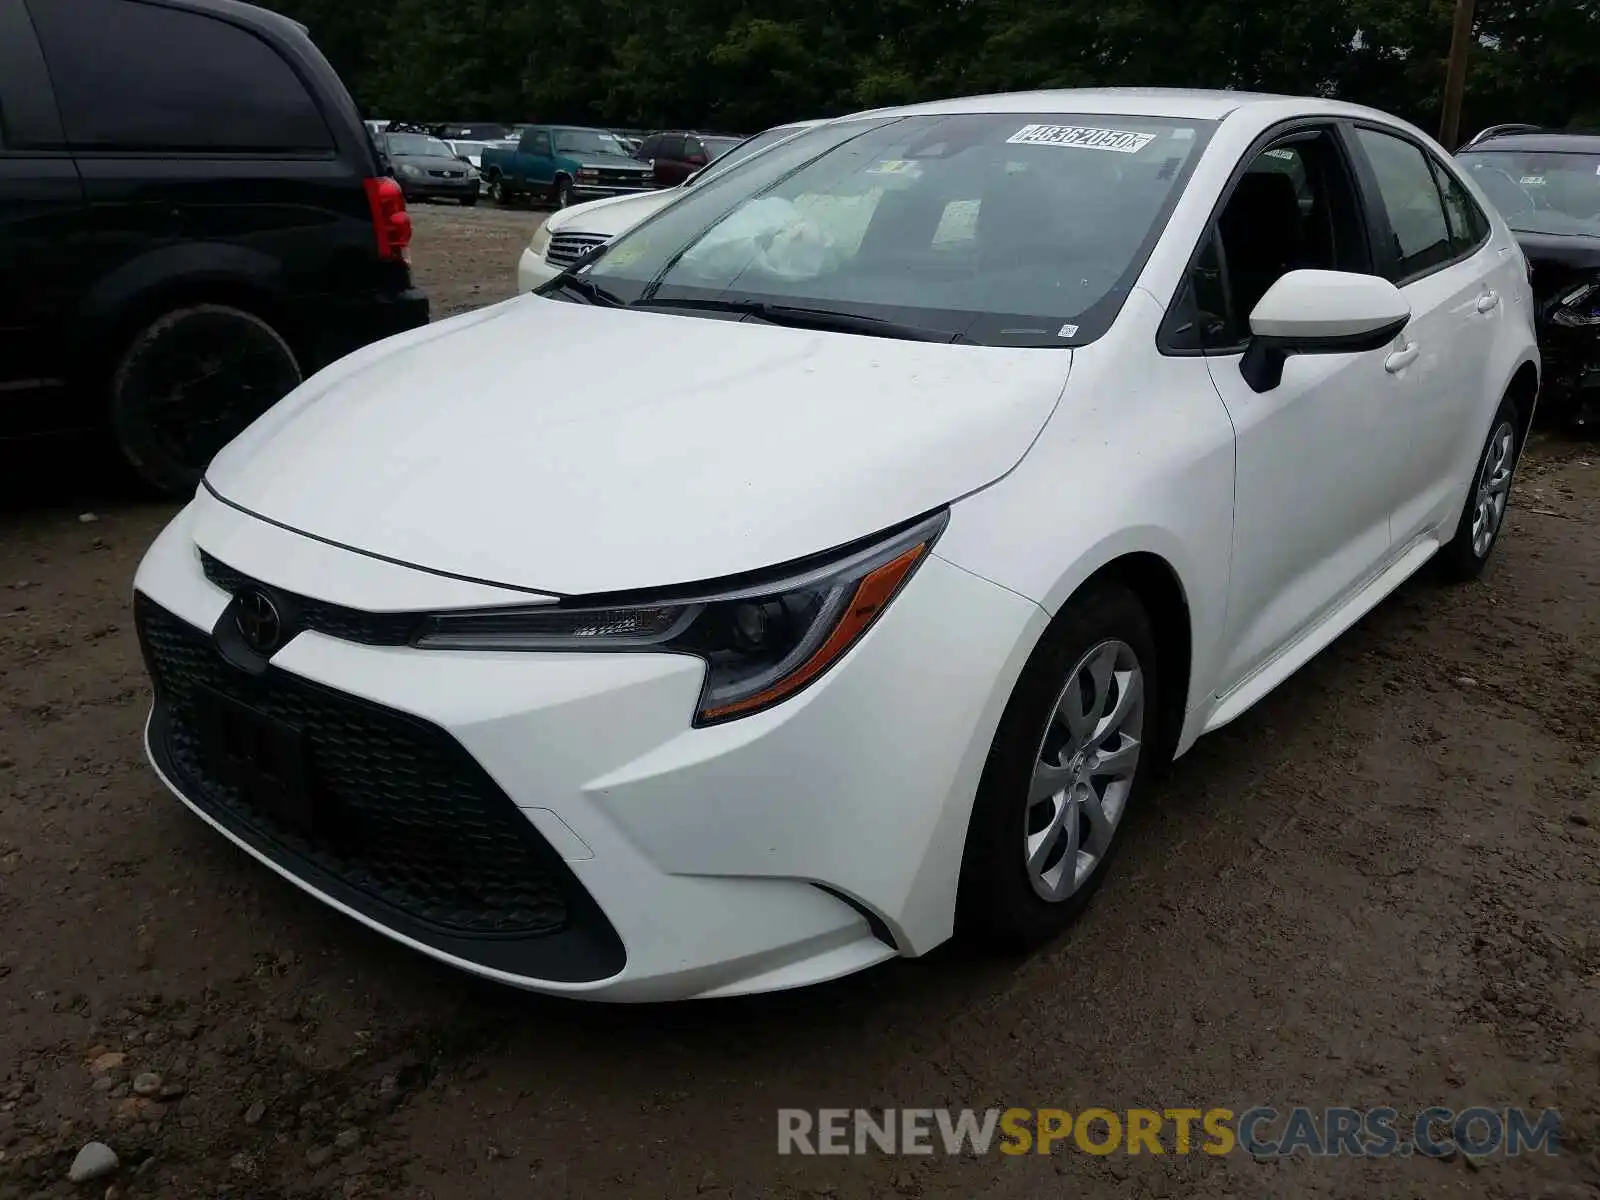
[1460,128,1600,430]
[0,0,428,494]
[381,130,481,205]
[635,131,742,186]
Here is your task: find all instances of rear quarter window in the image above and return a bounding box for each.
[27,0,333,153]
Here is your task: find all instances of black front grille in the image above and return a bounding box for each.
[200,551,420,647]
[138,595,571,937]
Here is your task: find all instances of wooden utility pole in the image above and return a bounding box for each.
[1439,0,1476,149]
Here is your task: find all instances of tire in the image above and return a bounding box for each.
[1436,395,1520,582]
[957,581,1161,947]
[488,176,513,207]
[552,176,573,210]
[108,304,301,497]
[460,194,479,207]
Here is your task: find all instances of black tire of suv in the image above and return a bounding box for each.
[487,175,513,206]
[956,581,1161,948]
[108,304,302,497]
[1436,394,1521,582]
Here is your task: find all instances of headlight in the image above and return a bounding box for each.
[413,511,947,724]
[529,221,552,257]
[397,163,422,179]
[576,167,599,181]
[1552,281,1600,327]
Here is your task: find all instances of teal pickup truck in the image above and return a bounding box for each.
[479,125,657,209]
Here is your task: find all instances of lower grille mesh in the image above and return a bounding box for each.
[137,595,571,936]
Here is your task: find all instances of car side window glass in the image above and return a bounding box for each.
[662,136,686,160]
[1430,157,1491,252]
[27,0,333,153]
[1354,128,1456,281]
[1202,130,1370,346]
[529,132,551,157]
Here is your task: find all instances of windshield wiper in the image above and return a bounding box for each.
[541,273,622,307]
[638,297,961,343]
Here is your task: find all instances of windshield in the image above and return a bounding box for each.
[449,141,487,157]
[386,134,453,158]
[1458,149,1600,237]
[554,129,624,156]
[579,113,1213,347]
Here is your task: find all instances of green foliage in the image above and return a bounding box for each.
[262,0,1599,142]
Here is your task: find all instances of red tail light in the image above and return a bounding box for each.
[363,177,412,262]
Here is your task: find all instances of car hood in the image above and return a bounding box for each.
[574,153,649,170]
[547,188,680,237]
[1515,231,1600,302]
[205,299,1070,596]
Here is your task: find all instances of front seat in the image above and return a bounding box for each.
[1218,171,1306,324]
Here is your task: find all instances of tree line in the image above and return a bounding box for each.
[262,0,1600,145]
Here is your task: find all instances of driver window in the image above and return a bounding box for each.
[528,131,551,157]
[1182,129,1368,348]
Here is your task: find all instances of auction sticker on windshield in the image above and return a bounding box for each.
[1006,125,1156,154]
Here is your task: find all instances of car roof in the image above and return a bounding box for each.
[1461,131,1600,154]
[841,87,1389,123]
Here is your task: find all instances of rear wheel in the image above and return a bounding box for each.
[958,582,1160,946]
[1437,395,1520,581]
[108,304,301,496]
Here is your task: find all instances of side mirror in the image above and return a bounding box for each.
[1240,269,1411,393]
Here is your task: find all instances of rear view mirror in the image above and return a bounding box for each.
[1241,269,1411,393]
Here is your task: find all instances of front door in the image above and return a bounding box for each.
[1198,128,1408,694]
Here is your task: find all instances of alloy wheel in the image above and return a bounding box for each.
[1025,639,1144,901]
[1471,421,1516,558]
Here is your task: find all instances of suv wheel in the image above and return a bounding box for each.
[108,304,301,496]
[488,176,512,206]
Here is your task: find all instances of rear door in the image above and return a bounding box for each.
[1347,124,1500,545]
[24,0,373,363]
[0,0,88,434]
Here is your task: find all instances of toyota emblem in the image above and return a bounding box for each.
[234,588,284,654]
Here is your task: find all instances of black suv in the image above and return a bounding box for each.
[1458,127,1600,431]
[0,0,429,494]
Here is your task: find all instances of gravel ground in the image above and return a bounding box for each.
[1,206,1598,1200]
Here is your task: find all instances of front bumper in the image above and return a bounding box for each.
[517,247,559,293]
[132,495,1046,1000]
[399,178,479,202]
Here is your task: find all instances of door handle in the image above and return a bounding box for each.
[1476,290,1500,313]
[1384,342,1420,373]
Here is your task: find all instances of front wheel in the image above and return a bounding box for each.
[958,581,1160,947]
[459,194,479,207]
[1436,396,1520,581]
[487,176,512,207]
[552,176,573,209]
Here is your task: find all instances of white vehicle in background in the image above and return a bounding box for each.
[516,120,823,293]
[446,138,514,194]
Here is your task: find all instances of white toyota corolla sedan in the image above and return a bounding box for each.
[134,89,1538,1002]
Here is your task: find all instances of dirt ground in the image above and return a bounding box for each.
[1,204,1598,1200]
